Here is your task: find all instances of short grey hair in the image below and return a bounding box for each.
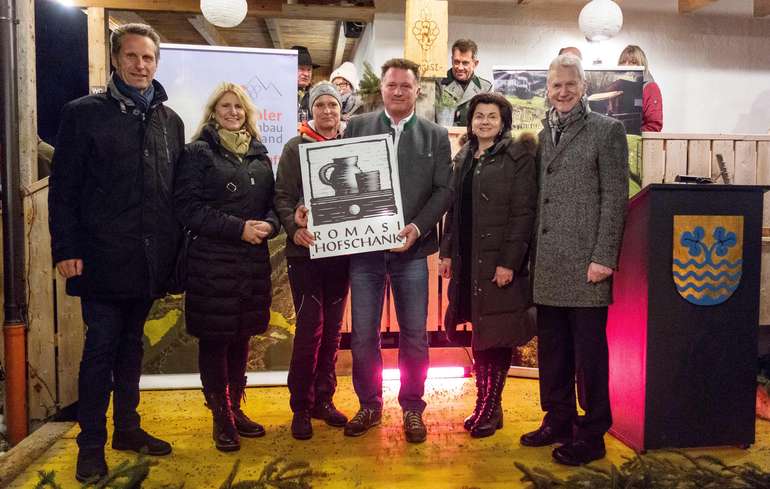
[547,54,585,84]
[110,23,161,60]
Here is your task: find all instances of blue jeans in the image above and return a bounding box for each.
[350,252,429,412]
[77,297,153,448]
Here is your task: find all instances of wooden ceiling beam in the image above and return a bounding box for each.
[678,0,720,14]
[109,10,169,42]
[330,21,346,71]
[264,18,284,49]
[188,15,228,46]
[755,0,770,17]
[66,0,374,21]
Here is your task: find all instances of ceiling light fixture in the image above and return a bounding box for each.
[200,0,247,28]
[578,0,623,42]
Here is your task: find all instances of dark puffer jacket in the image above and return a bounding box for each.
[440,135,538,350]
[174,125,279,339]
[49,77,184,299]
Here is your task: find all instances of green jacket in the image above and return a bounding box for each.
[436,70,493,126]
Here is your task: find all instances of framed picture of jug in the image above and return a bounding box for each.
[299,134,406,259]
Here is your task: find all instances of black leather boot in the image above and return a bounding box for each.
[464,358,489,431]
[470,359,507,438]
[203,388,240,452]
[229,376,266,438]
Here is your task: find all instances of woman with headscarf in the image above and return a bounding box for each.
[174,82,279,452]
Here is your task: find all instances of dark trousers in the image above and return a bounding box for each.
[198,336,251,393]
[536,304,612,440]
[286,255,350,412]
[77,297,154,448]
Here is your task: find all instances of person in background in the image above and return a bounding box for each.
[558,46,583,59]
[293,45,319,123]
[618,45,663,132]
[343,58,452,444]
[49,23,183,482]
[436,39,492,127]
[275,82,350,440]
[174,82,279,453]
[439,93,537,438]
[330,61,364,123]
[520,54,628,466]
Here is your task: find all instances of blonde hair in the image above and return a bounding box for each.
[618,45,649,69]
[192,82,262,141]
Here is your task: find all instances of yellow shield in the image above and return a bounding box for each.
[672,215,743,306]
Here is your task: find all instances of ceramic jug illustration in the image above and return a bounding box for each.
[319,156,361,195]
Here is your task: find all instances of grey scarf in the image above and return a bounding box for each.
[548,96,590,144]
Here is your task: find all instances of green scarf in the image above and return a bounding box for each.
[217,128,252,158]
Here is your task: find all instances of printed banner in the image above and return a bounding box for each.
[155,43,297,169]
[300,134,406,258]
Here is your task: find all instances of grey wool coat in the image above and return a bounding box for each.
[440,135,538,350]
[344,110,452,259]
[532,111,629,307]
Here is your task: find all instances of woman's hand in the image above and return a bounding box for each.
[492,266,513,288]
[241,220,264,244]
[293,228,315,248]
[294,204,309,227]
[439,258,452,279]
[252,220,274,240]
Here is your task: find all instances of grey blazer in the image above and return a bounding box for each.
[344,110,452,259]
[532,111,629,307]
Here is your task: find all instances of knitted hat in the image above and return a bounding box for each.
[292,45,320,68]
[309,81,342,110]
[329,61,360,91]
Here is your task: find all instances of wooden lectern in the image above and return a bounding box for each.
[607,184,769,451]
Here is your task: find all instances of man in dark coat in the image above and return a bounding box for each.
[48,23,184,482]
[520,54,629,465]
[342,58,452,444]
[293,45,318,123]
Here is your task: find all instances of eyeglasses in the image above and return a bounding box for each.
[333,81,352,90]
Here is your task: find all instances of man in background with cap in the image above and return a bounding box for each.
[293,45,318,122]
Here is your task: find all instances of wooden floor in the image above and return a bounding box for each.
[8,376,770,488]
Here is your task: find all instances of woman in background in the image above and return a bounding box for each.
[175,82,279,452]
[618,44,663,132]
[439,93,537,438]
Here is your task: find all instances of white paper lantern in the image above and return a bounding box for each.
[200,0,247,28]
[578,0,623,42]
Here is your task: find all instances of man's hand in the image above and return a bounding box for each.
[241,220,264,244]
[587,262,613,284]
[439,258,452,279]
[56,258,83,278]
[492,266,513,288]
[293,228,315,248]
[390,223,419,253]
[294,205,309,228]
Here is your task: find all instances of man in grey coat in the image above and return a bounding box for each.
[342,58,452,443]
[520,55,628,465]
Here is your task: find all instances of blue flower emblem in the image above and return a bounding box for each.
[681,226,705,257]
[713,227,737,257]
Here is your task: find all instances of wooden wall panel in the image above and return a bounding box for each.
[642,139,665,186]
[24,186,56,422]
[664,140,688,183]
[711,140,735,183]
[757,142,770,229]
[687,140,711,177]
[55,274,84,408]
[734,141,758,184]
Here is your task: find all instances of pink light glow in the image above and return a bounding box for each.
[382,366,468,380]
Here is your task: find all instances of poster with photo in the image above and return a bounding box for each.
[299,134,406,258]
[492,65,644,195]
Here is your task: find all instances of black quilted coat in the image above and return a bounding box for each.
[174,125,279,339]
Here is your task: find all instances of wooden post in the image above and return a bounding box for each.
[404,0,447,79]
[16,0,37,187]
[87,7,109,93]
